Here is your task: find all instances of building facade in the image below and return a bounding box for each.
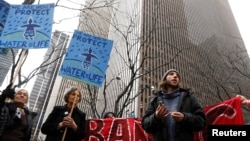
[27,0,250,129]
[137,0,250,119]
[78,0,143,118]
[0,48,18,87]
[77,0,250,121]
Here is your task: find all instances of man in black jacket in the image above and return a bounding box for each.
[142,69,207,141]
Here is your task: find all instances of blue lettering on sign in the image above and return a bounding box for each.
[15,9,50,15]
[12,4,54,16]
[28,40,50,47]
[0,40,49,48]
[0,40,27,47]
[72,34,108,48]
[60,65,103,84]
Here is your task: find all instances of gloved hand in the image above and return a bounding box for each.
[1,83,15,99]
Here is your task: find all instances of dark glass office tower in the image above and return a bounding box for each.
[137,0,250,119]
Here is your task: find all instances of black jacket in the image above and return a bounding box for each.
[141,88,207,141]
[0,103,36,141]
[41,105,86,141]
[0,88,36,141]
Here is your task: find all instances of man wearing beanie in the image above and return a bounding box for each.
[142,69,207,141]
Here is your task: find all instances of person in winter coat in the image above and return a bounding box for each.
[141,69,207,141]
[0,83,36,141]
[41,87,86,141]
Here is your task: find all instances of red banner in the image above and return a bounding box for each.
[194,96,244,141]
[83,97,244,141]
[83,118,152,141]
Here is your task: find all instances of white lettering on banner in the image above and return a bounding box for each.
[84,118,152,141]
[212,129,246,136]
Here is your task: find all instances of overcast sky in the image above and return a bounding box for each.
[1,0,250,91]
[228,0,250,54]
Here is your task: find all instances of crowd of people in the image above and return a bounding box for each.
[0,69,249,141]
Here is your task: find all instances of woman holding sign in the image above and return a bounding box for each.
[41,87,86,141]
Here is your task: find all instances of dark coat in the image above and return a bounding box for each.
[141,88,207,141]
[41,105,86,141]
[0,103,36,141]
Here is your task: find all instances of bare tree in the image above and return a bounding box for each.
[76,0,192,118]
[189,39,250,109]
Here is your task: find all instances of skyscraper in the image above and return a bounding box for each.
[0,48,18,87]
[78,0,250,121]
[137,0,250,118]
[29,30,70,139]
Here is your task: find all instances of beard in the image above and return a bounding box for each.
[164,80,179,90]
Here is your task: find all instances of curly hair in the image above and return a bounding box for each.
[64,87,82,103]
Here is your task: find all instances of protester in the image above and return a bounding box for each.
[41,87,86,141]
[236,94,250,107]
[102,111,115,118]
[141,69,207,141]
[0,83,36,141]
